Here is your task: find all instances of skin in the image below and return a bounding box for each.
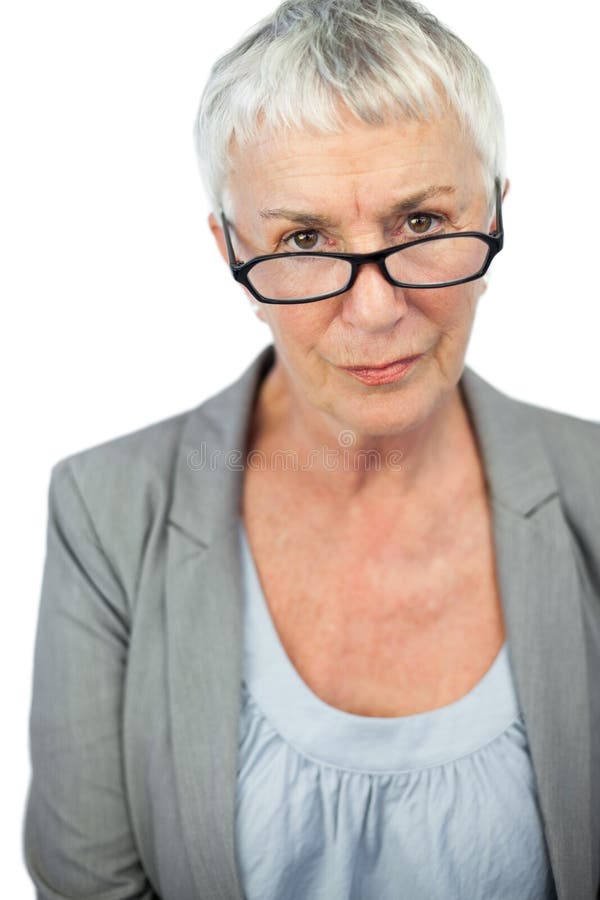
[209,104,509,512]
[207,105,510,714]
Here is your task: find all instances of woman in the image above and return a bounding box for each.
[24,1,599,899]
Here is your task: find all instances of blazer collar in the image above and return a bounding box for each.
[459,365,559,516]
[166,343,595,900]
[168,342,275,549]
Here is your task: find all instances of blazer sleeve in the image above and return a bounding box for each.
[23,459,161,899]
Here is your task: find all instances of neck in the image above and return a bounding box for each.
[249,359,482,507]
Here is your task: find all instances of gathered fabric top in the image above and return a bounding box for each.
[233,517,557,900]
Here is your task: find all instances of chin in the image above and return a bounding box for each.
[326,379,437,439]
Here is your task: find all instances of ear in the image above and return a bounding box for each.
[208,212,229,265]
[249,298,267,322]
[502,177,510,203]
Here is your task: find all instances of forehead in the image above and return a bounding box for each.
[226,108,482,220]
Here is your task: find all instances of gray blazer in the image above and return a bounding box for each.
[23,343,600,900]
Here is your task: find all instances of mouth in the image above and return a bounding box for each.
[339,354,423,386]
[342,355,421,372]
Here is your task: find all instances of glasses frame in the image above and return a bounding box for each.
[220,178,504,305]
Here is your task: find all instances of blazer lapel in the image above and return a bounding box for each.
[164,347,274,900]
[461,368,595,900]
[165,523,245,899]
[164,345,595,900]
[491,504,594,900]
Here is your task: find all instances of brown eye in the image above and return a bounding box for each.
[290,230,319,250]
[408,214,434,235]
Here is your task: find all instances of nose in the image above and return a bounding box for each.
[341,260,409,333]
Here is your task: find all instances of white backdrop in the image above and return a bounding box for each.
[2,1,598,894]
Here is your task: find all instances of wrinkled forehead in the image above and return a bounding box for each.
[224,107,486,222]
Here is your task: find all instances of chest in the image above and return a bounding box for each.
[241,475,506,718]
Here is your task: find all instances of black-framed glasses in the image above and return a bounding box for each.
[220,178,504,304]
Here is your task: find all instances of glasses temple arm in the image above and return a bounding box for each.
[493,177,504,245]
[220,211,241,266]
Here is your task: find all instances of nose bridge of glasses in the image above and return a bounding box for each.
[356,245,412,286]
[348,251,403,294]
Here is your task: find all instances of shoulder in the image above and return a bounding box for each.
[503,386,600,454]
[45,407,195,603]
[465,369,599,561]
[46,347,273,575]
[503,390,599,487]
[515,394,599,466]
[49,343,269,501]
[463,365,599,467]
[50,405,191,521]
[52,404,189,488]
[45,382,238,602]
[518,397,599,539]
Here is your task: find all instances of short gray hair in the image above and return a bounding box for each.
[193,0,506,216]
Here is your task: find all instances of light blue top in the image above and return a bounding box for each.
[234,519,557,900]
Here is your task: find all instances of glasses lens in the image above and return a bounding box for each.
[247,255,352,302]
[385,236,490,287]
[245,236,492,301]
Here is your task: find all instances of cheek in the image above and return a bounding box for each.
[265,303,335,349]
[415,283,479,330]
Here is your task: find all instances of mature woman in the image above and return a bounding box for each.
[24,1,599,899]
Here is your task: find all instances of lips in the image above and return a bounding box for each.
[341,354,422,386]
[343,355,419,371]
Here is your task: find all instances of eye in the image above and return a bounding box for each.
[407,213,440,235]
[284,230,322,251]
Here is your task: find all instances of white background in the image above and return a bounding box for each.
[2,1,599,894]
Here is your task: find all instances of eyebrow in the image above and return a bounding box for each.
[258,185,457,228]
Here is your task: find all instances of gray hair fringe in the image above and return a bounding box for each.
[193,0,506,216]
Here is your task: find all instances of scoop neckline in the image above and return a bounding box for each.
[238,517,521,772]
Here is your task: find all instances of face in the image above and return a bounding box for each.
[210,106,500,440]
